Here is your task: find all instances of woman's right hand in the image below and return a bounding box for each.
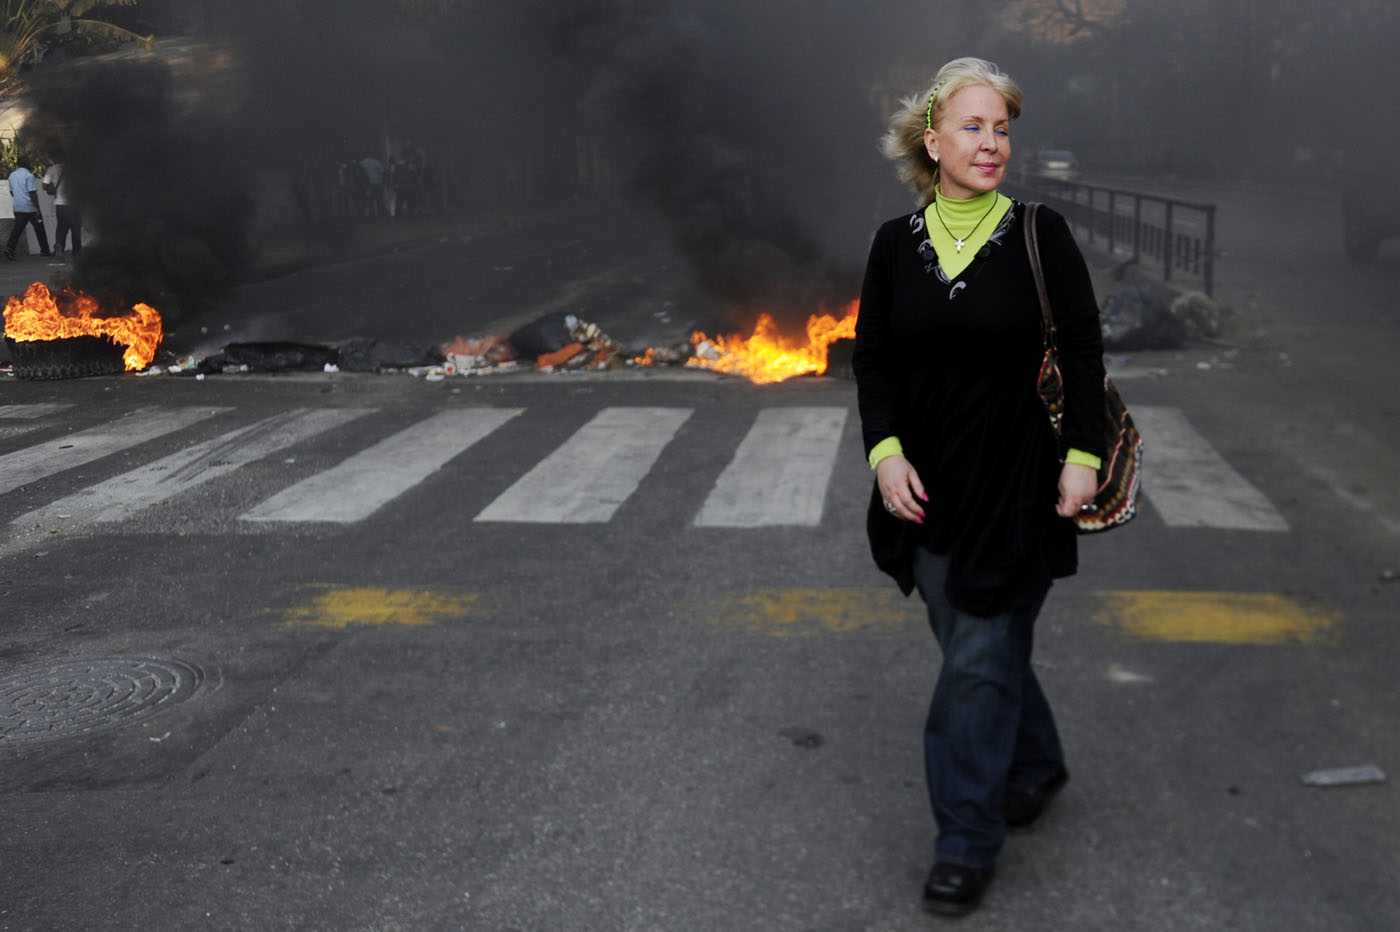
[876,455,926,523]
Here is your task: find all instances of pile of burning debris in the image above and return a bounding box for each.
[185,313,697,380]
[2,283,163,380]
[2,280,861,385]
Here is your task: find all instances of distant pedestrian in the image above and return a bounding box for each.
[334,157,366,218]
[359,154,385,218]
[391,142,425,219]
[42,161,81,256]
[6,157,52,260]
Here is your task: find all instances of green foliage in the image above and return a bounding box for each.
[0,138,48,176]
[0,137,19,174]
[0,0,153,92]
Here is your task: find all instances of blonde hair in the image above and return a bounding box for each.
[881,57,1023,205]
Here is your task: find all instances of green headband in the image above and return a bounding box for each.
[925,81,945,129]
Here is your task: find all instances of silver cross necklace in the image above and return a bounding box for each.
[933,196,998,253]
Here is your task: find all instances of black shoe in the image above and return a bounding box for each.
[1004,766,1069,829]
[3,250,12,261]
[922,862,994,917]
[39,251,53,258]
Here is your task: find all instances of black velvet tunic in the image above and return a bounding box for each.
[853,200,1106,616]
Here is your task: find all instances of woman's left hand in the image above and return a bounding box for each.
[1055,462,1098,518]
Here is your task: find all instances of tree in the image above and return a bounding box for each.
[997,0,1127,44]
[0,0,152,93]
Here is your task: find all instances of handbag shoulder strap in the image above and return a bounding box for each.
[1023,201,1058,352]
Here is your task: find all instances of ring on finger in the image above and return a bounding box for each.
[885,500,897,514]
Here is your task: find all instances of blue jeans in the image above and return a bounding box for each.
[911,547,1064,869]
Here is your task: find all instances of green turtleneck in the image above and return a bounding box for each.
[923,187,1013,280]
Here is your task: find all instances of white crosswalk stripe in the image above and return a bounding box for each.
[0,401,1291,537]
[0,404,74,441]
[1130,406,1288,531]
[474,406,692,523]
[695,406,848,527]
[12,408,371,533]
[0,406,230,496]
[242,408,519,523]
[0,404,72,419]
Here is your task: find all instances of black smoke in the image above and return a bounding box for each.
[205,0,889,331]
[441,0,892,329]
[21,1,914,334]
[22,58,255,324]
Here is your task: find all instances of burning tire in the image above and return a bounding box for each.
[5,336,128,380]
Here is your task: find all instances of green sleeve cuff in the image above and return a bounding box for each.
[868,436,904,471]
[1065,448,1102,470]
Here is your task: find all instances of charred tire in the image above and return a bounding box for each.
[5,336,126,380]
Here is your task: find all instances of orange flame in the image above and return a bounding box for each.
[3,283,163,371]
[687,300,858,384]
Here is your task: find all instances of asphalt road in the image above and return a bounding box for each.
[0,191,1396,931]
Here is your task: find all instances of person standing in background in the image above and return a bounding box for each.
[359,153,385,218]
[43,160,81,256]
[6,156,52,260]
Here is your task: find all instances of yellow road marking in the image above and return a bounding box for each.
[279,586,479,630]
[703,587,1341,645]
[1094,590,1340,644]
[707,588,924,637]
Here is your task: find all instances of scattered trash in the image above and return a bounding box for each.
[1106,663,1154,684]
[631,342,693,366]
[137,354,197,377]
[337,338,445,373]
[197,341,338,374]
[508,311,574,360]
[1169,291,1221,340]
[779,726,825,749]
[1300,764,1386,787]
[516,314,645,372]
[117,312,698,380]
[1100,287,1187,350]
[536,341,585,370]
[442,333,517,364]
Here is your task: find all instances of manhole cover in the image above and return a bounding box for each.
[0,656,205,745]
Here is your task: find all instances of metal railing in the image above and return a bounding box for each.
[1012,177,1217,295]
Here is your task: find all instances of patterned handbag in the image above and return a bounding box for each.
[1024,202,1143,532]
